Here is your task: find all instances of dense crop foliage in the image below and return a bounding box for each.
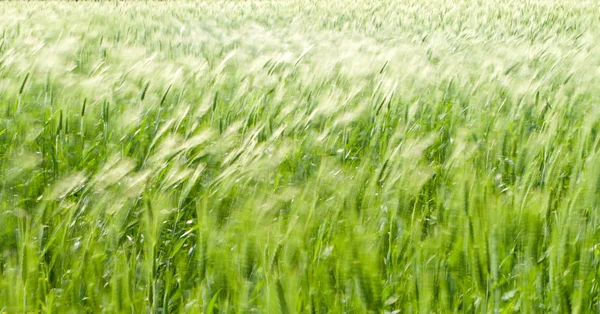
[1,0,600,312]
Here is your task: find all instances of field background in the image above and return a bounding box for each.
[1,0,600,312]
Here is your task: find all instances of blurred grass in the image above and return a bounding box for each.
[1,0,600,312]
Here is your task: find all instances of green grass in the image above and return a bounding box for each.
[1,0,600,312]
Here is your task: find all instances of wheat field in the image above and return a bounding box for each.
[0,0,599,312]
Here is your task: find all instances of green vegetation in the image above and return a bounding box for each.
[1,0,600,312]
